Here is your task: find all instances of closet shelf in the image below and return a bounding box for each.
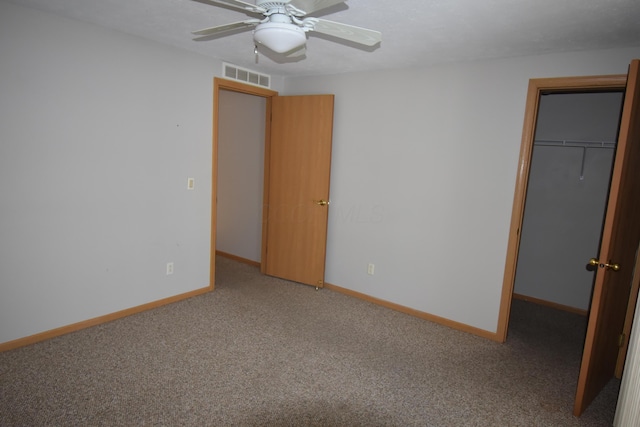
[534,139,616,149]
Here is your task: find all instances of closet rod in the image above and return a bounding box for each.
[534,139,616,149]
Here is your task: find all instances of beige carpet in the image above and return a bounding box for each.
[0,256,619,426]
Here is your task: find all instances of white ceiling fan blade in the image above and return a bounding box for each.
[200,0,265,14]
[308,18,381,46]
[192,19,260,37]
[289,0,346,15]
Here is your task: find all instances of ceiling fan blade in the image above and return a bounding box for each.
[289,0,346,15]
[308,18,381,46]
[198,0,266,14]
[192,19,260,37]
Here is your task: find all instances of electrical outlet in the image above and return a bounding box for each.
[187,178,195,190]
[367,263,375,275]
[166,262,174,275]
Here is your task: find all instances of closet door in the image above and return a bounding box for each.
[574,59,640,416]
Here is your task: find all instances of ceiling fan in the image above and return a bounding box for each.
[192,0,382,56]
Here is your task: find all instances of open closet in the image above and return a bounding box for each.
[513,91,625,312]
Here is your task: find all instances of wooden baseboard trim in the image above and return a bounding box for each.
[0,286,212,352]
[513,293,588,316]
[215,250,261,268]
[324,282,501,342]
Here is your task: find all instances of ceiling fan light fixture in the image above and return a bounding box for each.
[253,22,307,53]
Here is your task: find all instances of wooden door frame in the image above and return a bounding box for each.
[210,78,278,289]
[496,74,627,342]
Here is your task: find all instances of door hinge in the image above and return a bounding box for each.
[618,333,626,347]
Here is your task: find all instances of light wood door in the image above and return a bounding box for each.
[264,95,334,287]
[574,59,640,416]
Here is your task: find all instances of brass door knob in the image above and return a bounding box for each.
[314,199,329,206]
[586,258,620,272]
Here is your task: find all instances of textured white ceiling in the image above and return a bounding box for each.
[7,0,640,77]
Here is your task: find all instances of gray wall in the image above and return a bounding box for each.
[283,49,639,332]
[0,1,285,344]
[0,1,216,343]
[216,90,266,262]
[514,92,623,310]
[0,0,638,344]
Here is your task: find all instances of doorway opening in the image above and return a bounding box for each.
[210,78,335,289]
[496,73,637,416]
[512,91,624,314]
[209,78,278,289]
[497,74,627,341]
[216,89,267,267]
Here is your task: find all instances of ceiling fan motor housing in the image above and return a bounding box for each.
[256,0,293,9]
[253,20,307,53]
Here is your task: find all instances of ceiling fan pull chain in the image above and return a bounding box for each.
[254,45,259,63]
